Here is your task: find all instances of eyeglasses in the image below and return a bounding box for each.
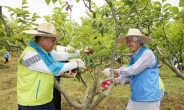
[44,37,56,43]
[126,37,133,45]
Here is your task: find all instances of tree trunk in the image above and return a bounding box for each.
[0,6,24,51]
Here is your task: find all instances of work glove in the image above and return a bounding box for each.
[56,45,67,53]
[102,68,119,78]
[75,50,80,56]
[56,45,80,56]
[70,58,86,69]
[101,78,111,90]
[66,45,76,52]
[65,45,81,56]
[66,45,80,56]
[76,58,86,69]
[102,68,111,76]
[56,45,76,53]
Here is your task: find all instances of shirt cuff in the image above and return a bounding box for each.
[117,76,126,85]
[118,67,127,77]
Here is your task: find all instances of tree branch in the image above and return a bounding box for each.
[156,46,184,79]
[0,6,11,37]
[119,0,138,34]
[54,78,83,109]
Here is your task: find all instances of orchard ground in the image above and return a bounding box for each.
[0,57,184,110]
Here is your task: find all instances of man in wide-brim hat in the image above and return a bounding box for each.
[117,28,152,45]
[102,28,162,110]
[17,22,85,110]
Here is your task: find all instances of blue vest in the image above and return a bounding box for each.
[128,46,161,101]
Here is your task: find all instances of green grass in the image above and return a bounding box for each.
[0,57,184,110]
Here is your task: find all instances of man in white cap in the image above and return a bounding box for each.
[102,28,161,110]
[17,22,85,110]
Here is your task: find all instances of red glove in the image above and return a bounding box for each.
[101,78,111,90]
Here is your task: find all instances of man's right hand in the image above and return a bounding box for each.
[102,68,111,76]
[76,58,86,69]
[70,58,86,69]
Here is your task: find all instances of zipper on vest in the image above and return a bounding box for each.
[36,80,41,99]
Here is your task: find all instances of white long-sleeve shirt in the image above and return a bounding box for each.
[117,49,156,84]
[21,50,78,76]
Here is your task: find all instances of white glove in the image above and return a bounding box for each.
[76,58,86,69]
[70,58,86,69]
[66,45,76,52]
[56,45,67,53]
[102,68,111,76]
[75,50,80,56]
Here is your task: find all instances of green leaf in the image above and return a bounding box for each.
[163,7,170,12]
[76,0,80,3]
[138,0,145,3]
[163,3,171,9]
[124,0,133,7]
[179,0,184,7]
[154,1,161,6]
[84,56,91,66]
[22,6,29,9]
[10,13,15,17]
[162,0,166,3]
[52,0,57,4]
[97,49,111,56]
[4,6,13,11]
[32,13,41,19]
[75,71,81,82]
[173,16,180,20]
[154,7,161,11]
[169,6,179,14]
[0,32,5,37]
[45,0,51,5]
[66,25,73,33]
[22,0,28,5]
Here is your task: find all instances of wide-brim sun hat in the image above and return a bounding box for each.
[23,22,62,38]
[118,28,153,45]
